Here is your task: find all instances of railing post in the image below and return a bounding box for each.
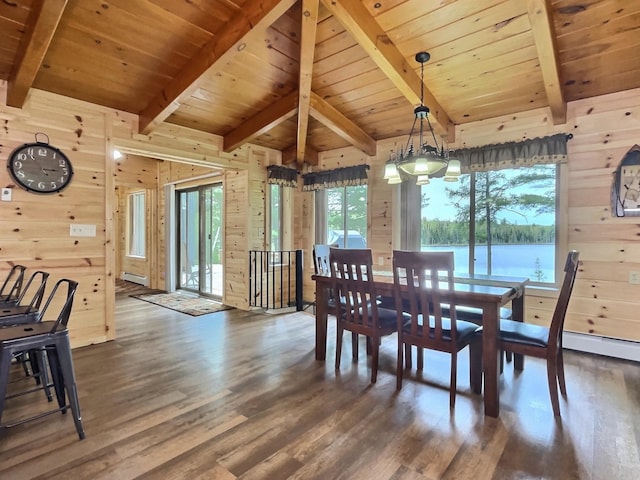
[295,249,303,311]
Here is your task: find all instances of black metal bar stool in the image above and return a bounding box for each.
[0,270,49,325]
[0,265,27,306]
[0,279,85,439]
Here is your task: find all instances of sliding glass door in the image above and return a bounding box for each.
[177,183,223,299]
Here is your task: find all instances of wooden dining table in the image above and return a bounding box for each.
[312,272,528,418]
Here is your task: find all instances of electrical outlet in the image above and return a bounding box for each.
[378,256,384,266]
[630,271,640,285]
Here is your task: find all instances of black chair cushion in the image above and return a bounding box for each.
[498,319,549,348]
[403,316,480,344]
[346,307,410,331]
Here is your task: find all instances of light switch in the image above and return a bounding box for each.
[1,188,11,201]
[70,224,97,237]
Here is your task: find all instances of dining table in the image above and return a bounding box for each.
[312,271,528,418]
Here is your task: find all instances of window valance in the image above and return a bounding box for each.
[267,165,298,188]
[454,133,572,173]
[302,164,370,191]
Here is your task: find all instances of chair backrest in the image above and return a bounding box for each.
[329,248,379,328]
[392,250,460,344]
[0,265,27,303]
[35,278,79,331]
[313,244,332,275]
[14,270,50,312]
[548,250,580,348]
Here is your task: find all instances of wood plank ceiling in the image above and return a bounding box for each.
[1,0,640,168]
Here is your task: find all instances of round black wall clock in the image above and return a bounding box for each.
[7,133,73,194]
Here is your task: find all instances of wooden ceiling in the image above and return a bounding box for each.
[1,0,639,167]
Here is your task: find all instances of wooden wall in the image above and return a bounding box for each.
[114,154,160,286]
[4,79,639,347]
[0,83,130,347]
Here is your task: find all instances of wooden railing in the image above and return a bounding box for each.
[249,250,303,311]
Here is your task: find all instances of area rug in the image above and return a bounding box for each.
[131,291,231,316]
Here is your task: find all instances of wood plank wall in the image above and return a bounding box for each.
[4,81,639,346]
[0,83,134,347]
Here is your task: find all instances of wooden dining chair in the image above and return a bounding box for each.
[495,250,580,416]
[329,248,405,383]
[392,250,482,407]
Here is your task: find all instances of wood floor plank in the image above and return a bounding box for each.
[0,295,638,479]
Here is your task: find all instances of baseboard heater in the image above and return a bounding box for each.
[563,332,640,362]
[121,272,149,286]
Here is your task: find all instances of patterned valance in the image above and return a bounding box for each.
[302,164,370,191]
[453,133,572,173]
[267,165,298,188]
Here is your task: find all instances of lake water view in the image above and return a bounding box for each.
[421,244,556,282]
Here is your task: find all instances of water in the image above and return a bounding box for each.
[421,244,556,282]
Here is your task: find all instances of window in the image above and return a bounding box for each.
[324,185,367,248]
[420,164,557,284]
[269,183,282,252]
[128,191,145,257]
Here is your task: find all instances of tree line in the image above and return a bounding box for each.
[421,219,555,246]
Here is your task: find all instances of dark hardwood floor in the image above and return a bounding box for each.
[0,294,639,479]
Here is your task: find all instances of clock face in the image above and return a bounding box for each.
[7,142,73,194]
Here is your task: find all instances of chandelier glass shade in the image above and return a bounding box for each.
[384,51,461,186]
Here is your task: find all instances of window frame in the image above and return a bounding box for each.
[316,184,368,249]
[412,163,567,287]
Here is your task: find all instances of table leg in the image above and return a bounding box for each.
[482,303,500,418]
[512,294,525,371]
[315,282,328,361]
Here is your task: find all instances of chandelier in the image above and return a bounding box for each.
[383,52,461,186]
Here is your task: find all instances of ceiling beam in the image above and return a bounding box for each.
[296,0,320,167]
[223,89,299,152]
[309,92,376,157]
[526,0,566,124]
[319,0,452,138]
[282,143,318,166]
[6,0,68,108]
[138,0,297,135]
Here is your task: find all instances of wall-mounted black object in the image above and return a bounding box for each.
[612,145,640,217]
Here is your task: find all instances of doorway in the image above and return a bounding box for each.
[177,183,224,299]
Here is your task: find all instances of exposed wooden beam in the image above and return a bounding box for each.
[526,0,566,124]
[309,92,376,157]
[138,0,297,134]
[6,0,67,108]
[223,89,299,152]
[282,143,318,166]
[319,0,452,138]
[296,0,320,167]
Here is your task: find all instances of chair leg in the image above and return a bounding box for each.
[335,325,343,370]
[546,358,561,417]
[396,337,404,390]
[557,348,567,397]
[352,332,358,362]
[404,344,412,370]
[55,337,85,439]
[514,352,525,371]
[417,347,423,371]
[0,350,13,427]
[370,335,379,384]
[450,352,458,408]
[33,349,53,402]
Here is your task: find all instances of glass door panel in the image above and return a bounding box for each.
[177,183,223,299]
